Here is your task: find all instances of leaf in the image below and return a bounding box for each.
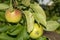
[21,0,30,6]
[0,23,20,33]
[0,33,15,40]
[0,12,6,22]
[16,27,29,40]
[7,24,23,35]
[46,21,60,31]
[50,15,60,21]
[36,36,48,40]
[56,30,60,34]
[0,3,9,10]
[33,13,46,26]
[23,11,34,33]
[0,23,12,32]
[56,25,60,34]
[30,3,46,26]
[30,3,46,20]
[0,25,8,32]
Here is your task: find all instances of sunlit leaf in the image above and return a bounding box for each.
[46,21,60,31]
[23,11,34,33]
[30,3,46,26]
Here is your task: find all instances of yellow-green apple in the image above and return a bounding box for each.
[5,9,22,23]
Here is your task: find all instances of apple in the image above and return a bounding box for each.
[30,23,43,39]
[5,9,22,23]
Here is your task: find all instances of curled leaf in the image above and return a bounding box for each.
[23,11,34,33]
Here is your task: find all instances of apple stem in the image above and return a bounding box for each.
[9,0,14,12]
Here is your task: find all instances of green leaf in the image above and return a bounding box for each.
[30,3,46,26]
[0,23,12,32]
[0,33,15,40]
[23,11,34,33]
[7,24,23,35]
[36,36,48,40]
[21,0,30,6]
[16,26,29,40]
[0,12,6,22]
[0,3,9,10]
[56,30,60,34]
[46,21,60,31]
[50,15,60,21]
[0,23,20,33]
[0,25,8,32]
[56,25,60,34]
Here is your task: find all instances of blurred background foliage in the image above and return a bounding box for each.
[44,0,60,21]
[0,0,59,40]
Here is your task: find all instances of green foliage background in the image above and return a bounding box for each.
[0,0,60,40]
